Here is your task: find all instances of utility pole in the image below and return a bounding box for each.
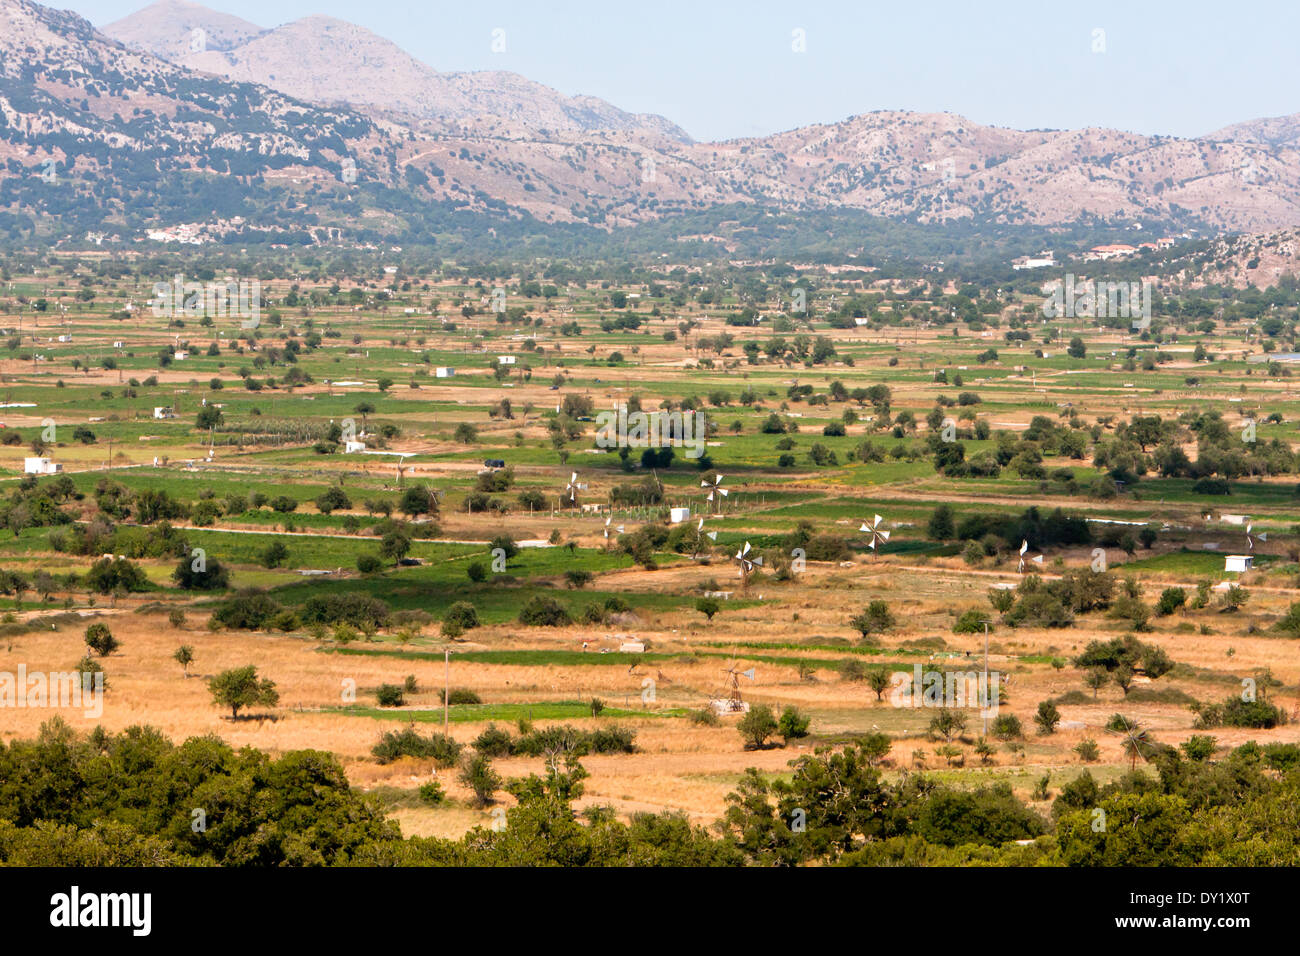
[443,648,450,736]
[981,620,991,735]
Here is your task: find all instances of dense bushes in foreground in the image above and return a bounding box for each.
[1,720,1298,866]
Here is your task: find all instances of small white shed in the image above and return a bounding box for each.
[24,457,61,475]
[1225,554,1253,573]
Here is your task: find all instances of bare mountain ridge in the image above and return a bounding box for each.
[7,0,1300,241]
[96,2,1300,233]
[104,3,694,142]
[103,0,261,57]
[1203,113,1300,149]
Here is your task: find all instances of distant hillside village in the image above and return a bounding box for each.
[1012,237,1183,270]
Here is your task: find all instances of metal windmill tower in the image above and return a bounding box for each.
[712,661,755,714]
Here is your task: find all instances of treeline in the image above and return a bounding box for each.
[2,721,1297,866]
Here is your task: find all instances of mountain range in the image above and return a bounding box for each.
[4,0,1300,254]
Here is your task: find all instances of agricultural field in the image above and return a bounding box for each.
[1,250,1299,868]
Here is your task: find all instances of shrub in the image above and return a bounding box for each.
[1070,738,1100,762]
[518,595,572,627]
[375,684,405,707]
[84,622,118,657]
[371,729,463,766]
[314,486,351,515]
[172,555,230,591]
[443,601,480,631]
[260,541,290,569]
[1194,696,1285,730]
[849,600,894,638]
[212,591,281,630]
[952,608,987,634]
[564,569,593,589]
[417,780,446,805]
[1156,587,1187,616]
[439,688,482,705]
[738,704,778,749]
[300,593,391,629]
[458,753,501,807]
[695,597,721,620]
[75,656,106,691]
[991,714,1023,741]
[473,724,514,757]
[1035,700,1062,735]
[778,705,811,743]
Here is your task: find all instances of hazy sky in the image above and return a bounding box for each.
[58,0,1300,142]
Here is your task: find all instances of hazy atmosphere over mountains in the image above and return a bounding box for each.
[4,0,1300,250]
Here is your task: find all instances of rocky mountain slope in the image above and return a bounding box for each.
[104,2,692,142]
[5,0,1300,250]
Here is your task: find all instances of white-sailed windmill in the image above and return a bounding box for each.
[1247,522,1266,550]
[860,514,890,558]
[1018,539,1044,573]
[701,473,729,513]
[733,541,763,585]
[693,516,718,560]
[563,471,586,506]
[602,516,625,540]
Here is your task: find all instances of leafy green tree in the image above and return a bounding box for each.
[208,666,279,719]
[866,666,893,702]
[84,622,118,657]
[848,600,894,640]
[777,706,811,744]
[1058,792,1193,866]
[927,504,956,540]
[929,707,967,743]
[694,597,721,620]
[444,601,480,632]
[1084,667,1110,698]
[1035,700,1062,735]
[172,555,229,590]
[459,753,502,807]
[738,704,778,750]
[1156,587,1187,616]
[314,486,351,515]
[991,714,1023,740]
